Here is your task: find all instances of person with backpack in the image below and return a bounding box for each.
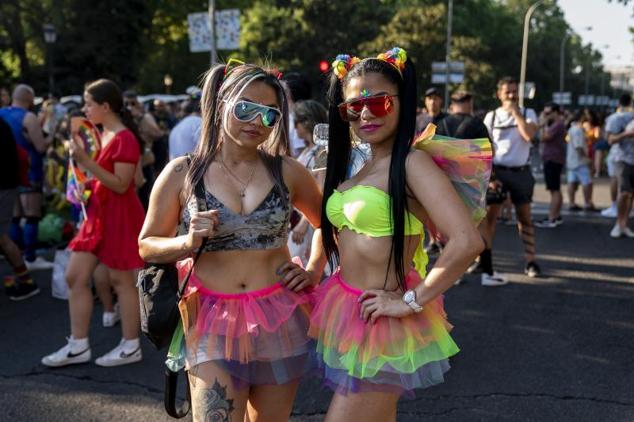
[475,76,541,285]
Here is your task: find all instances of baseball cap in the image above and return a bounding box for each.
[450,90,472,103]
[424,87,441,98]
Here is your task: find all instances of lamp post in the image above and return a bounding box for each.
[163,74,173,94]
[208,0,217,65]
[519,0,546,108]
[43,24,57,93]
[584,52,592,96]
[559,26,592,93]
[599,45,610,102]
[444,0,453,108]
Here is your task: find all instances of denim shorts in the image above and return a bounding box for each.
[567,165,592,186]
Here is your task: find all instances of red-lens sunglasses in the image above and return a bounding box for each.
[338,94,397,122]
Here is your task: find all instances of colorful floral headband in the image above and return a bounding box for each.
[331,47,408,80]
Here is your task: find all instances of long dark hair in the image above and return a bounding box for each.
[321,57,417,291]
[84,79,142,150]
[184,64,290,199]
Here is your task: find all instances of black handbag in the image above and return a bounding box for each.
[138,178,208,350]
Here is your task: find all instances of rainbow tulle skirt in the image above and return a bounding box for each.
[177,259,314,388]
[308,270,459,397]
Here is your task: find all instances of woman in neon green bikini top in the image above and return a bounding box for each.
[307,48,484,421]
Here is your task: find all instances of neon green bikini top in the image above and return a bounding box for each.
[326,185,429,277]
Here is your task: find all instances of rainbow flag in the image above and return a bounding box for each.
[66,161,91,220]
[70,117,101,159]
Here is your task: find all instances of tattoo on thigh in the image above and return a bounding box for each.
[195,378,235,422]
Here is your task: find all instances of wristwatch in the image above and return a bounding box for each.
[402,290,423,313]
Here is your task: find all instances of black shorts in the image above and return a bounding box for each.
[490,165,535,206]
[543,160,563,192]
[618,162,634,193]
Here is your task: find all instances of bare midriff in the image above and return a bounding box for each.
[192,247,291,293]
[337,229,421,292]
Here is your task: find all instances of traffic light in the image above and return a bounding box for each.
[319,60,329,73]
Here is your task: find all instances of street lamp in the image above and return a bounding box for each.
[443,0,453,108]
[559,26,592,93]
[599,45,610,102]
[163,74,173,94]
[43,24,57,93]
[519,0,546,108]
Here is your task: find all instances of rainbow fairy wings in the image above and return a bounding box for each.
[412,123,492,226]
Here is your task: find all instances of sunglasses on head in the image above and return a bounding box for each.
[228,100,282,128]
[338,94,397,122]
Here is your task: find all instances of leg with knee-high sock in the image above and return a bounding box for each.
[9,217,23,249]
[23,216,40,262]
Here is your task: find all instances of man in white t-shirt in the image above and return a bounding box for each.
[168,99,201,161]
[474,76,540,285]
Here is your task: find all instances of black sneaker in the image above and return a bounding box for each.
[7,282,40,301]
[534,218,557,228]
[524,261,541,278]
[553,217,563,226]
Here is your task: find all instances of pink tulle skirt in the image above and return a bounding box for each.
[177,259,314,387]
[309,270,460,397]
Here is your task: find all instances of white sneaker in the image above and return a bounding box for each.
[601,205,618,218]
[41,337,91,367]
[25,257,54,271]
[102,303,120,328]
[612,225,634,238]
[481,272,509,287]
[95,340,142,367]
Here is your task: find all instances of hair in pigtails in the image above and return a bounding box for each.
[321,73,352,269]
[185,64,226,199]
[386,58,417,290]
[320,48,418,292]
[185,63,290,200]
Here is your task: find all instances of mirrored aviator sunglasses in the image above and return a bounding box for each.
[338,95,397,122]
[232,100,281,128]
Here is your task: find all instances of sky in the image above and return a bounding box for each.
[557,0,633,67]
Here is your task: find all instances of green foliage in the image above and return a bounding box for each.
[0,0,623,110]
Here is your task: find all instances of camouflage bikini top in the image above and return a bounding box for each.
[180,162,291,252]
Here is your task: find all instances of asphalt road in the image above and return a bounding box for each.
[1,210,633,421]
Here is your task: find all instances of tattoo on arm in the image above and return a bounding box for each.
[174,163,184,173]
[194,378,235,422]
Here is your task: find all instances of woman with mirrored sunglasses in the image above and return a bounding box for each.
[139,62,325,421]
[310,48,484,421]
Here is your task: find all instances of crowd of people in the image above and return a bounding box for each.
[1,49,633,421]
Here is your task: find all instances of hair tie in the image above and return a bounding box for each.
[332,54,361,80]
[224,58,245,80]
[376,47,407,74]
